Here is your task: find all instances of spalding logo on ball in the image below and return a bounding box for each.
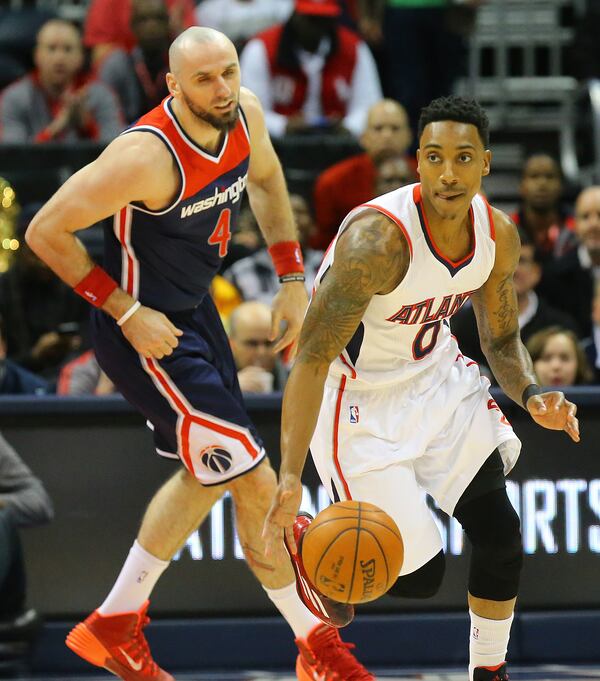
[300,501,404,604]
[200,446,233,473]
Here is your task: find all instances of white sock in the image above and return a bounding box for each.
[468,610,513,680]
[264,581,321,639]
[98,541,169,615]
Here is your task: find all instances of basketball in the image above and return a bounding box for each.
[301,501,404,604]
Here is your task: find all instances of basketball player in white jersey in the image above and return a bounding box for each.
[264,96,580,681]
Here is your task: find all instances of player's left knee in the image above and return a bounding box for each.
[455,487,523,600]
[387,550,446,599]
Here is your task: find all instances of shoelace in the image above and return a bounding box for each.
[309,629,372,681]
[122,615,159,676]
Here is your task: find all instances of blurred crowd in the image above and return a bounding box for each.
[0,0,598,400]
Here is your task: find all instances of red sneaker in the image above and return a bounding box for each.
[295,623,374,680]
[473,663,509,681]
[66,601,173,680]
[285,512,354,628]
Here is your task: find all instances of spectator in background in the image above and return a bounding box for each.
[357,0,480,137]
[583,280,600,383]
[373,153,416,196]
[97,0,171,124]
[224,194,323,304]
[511,154,578,261]
[196,0,293,52]
[0,315,48,396]
[57,350,116,396]
[229,301,287,393]
[539,185,600,339]
[240,0,382,138]
[452,228,579,380]
[0,19,124,144]
[527,326,594,387]
[312,98,412,249]
[0,205,89,383]
[84,0,195,64]
[0,431,52,642]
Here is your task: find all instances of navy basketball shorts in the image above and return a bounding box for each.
[91,295,266,485]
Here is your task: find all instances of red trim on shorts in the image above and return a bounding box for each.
[144,358,260,460]
[359,203,413,259]
[333,375,352,500]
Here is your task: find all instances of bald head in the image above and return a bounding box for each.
[230,301,272,339]
[229,302,275,371]
[361,99,412,162]
[169,27,235,75]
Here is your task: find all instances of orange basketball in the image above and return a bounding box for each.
[301,501,404,604]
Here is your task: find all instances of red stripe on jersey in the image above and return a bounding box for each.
[339,353,357,379]
[333,375,352,500]
[117,207,135,295]
[413,184,476,267]
[133,98,250,202]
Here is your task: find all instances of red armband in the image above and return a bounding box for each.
[267,241,304,277]
[74,265,118,307]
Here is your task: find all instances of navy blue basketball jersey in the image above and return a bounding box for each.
[103,96,250,312]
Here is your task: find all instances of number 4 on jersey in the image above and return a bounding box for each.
[208,208,232,257]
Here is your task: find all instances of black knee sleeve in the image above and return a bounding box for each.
[387,550,445,599]
[454,487,523,601]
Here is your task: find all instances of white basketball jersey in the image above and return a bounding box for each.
[314,183,497,389]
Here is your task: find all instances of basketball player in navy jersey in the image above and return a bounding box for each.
[26,27,373,681]
[264,96,580,681]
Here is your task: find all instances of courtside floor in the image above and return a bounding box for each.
[11,667,600,680]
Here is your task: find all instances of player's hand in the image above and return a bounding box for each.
[120,305,183,359]
[526,391,580,443]
[262,473,303,559]
[270,281,308,358]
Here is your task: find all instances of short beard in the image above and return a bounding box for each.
[182,91,240,132]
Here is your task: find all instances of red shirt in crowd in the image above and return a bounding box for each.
[312,152,416,250]
[84,0,196,51]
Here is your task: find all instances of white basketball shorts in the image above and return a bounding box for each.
[310,353,521,576]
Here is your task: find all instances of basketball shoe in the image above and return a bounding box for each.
[66,601,173,680]
[284,512,354,628]
[295,623,374,680]
[473,662,510,680]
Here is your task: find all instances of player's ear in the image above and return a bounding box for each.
[482,149,491,177]
[166,73,179,97]
[416,149,421,175]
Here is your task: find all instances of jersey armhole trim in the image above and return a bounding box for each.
[121,126,186,215]
[480,193,496,241]
[359,203,414,260]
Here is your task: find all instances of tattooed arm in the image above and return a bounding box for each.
[470,210,536,404]
[263,210,410,553]
[471,209,579,441]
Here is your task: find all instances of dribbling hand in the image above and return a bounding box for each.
[526,391,580,442]
[262,473,303,559]
[120,305,183,359]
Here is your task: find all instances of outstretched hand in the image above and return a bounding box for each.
[262,474,303,559]
[526,391,580,442]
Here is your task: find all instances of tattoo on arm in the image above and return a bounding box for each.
[474,213,538,404]
[297,213,409,369]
